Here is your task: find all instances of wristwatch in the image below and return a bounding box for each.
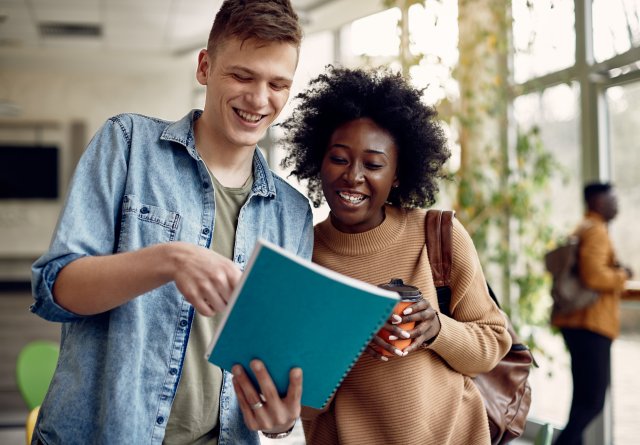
[261,423,295,439]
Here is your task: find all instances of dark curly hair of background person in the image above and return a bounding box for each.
[280,65,451,209]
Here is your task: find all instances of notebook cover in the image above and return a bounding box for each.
[206,238,398,409]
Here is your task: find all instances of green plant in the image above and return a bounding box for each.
[380,0,567,344]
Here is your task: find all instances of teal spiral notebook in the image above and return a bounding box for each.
[205,238,398,409]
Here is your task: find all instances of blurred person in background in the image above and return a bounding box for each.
[552,182,633,445]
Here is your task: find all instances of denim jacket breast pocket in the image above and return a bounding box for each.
[117,194,181,252]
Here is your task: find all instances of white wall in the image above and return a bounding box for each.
[0,31,340,279]
[0,49,199,279]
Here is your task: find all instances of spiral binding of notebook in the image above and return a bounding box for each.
[319,307,395,408]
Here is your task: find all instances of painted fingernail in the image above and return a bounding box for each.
[394,348,403,356]
[380,355,389,362]
[403,307,413,315]
[400,330,411,338]
[391,314,402,324]
[388,335,398,341]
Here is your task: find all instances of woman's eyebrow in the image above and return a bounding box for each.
[329,144,389,157]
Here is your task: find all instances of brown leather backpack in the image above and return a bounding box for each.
[425,209,534,444]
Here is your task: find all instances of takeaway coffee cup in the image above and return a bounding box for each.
[375,278,423,356]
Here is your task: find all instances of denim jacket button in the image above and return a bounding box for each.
[179,319,188,327]
[156,416,164,425]
[203,182,209,189]
[202,227,210,235]
[169,368,178,375]
[140,206,150,214]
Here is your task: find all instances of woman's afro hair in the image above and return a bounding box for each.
[280,65,450,208]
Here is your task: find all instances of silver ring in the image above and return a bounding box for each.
[250,401,264,410]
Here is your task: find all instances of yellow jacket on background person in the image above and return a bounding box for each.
[551,211,629,340]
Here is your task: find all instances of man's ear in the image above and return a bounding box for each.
[196,49,211,86]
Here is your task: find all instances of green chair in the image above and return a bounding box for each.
[16,340,59,410]
[534,423,554,445]
[16,340,59,444]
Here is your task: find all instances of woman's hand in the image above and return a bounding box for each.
[232,359,302,435]
[401,299,441,354]
[364,312,410,361]
[364,299,441,361]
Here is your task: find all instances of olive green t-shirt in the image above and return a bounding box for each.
[163,172,252,445]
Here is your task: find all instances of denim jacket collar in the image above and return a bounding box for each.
[161,109,276,199]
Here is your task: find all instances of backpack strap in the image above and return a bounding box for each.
[425,210,454,287]
[425,209,501,317]
[425,209,455,316]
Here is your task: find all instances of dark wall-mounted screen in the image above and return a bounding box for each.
[0,145,59,199]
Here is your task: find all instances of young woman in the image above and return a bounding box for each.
[281,66,512,445]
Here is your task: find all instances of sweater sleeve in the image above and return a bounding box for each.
[428,218,512,376]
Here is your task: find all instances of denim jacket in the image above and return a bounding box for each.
[30,110,313,445]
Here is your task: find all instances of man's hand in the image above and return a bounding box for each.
[232,360,302,435]
[170,242,242,316]
[53,241,241,316]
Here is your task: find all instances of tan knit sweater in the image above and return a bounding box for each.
[301,206,512,445]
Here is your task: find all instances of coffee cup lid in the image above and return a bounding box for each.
[378,278,422,300]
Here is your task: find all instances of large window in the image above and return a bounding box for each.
[512,0,575,83]
[606,80,640,445]
[513,84,582,233]
[512,0,640,442]
[593,0,640,62]
[513,84,581,427]
[607,82,640,277]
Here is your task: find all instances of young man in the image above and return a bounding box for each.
[30,1,311,443]
[552,182,633,445]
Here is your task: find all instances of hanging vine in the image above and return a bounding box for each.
[381,0,566,342]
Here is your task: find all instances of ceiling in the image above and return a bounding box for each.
[0,0,381,56]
